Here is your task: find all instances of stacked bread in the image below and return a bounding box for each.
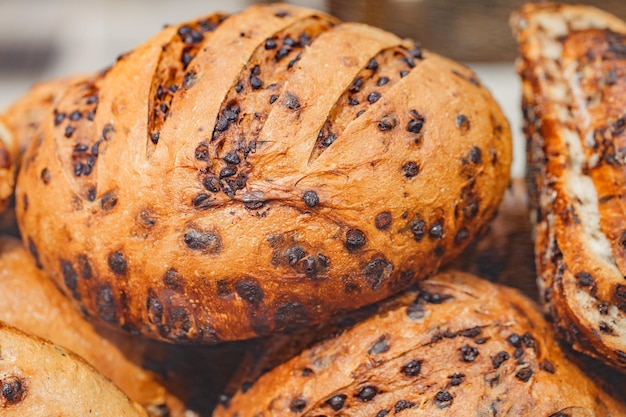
[0,2,623,416]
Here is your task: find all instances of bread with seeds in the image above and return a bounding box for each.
[214,270,626,417]
[512,2,626,371]
[14,3,511,343]
[0,321,148,416]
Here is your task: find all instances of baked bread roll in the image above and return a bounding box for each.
[0,235,244,417]
[0,321,148,416]
[214,270,626,416]
[14,3,511,343]
[0,75,83,214]
[512,3,626,371]
[0,117,18,213]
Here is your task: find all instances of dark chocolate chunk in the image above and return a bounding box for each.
[345,228,366,252]
[107,252,127,276]
[303,190,319,208]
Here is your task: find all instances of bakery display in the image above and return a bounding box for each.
[13,3,511,343]
[1,1,624,414]
[0,321,148,416]
[215,270,626,416]
[0,235,244,417]
[512,2,626,371]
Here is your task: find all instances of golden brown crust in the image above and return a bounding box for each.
[0,321,148,416]
[0,235,245,417]
[214,270,626,416]
[449,178,538,299]
[512,2,626,371]
[15,3,511,343]
[0,75,86,214]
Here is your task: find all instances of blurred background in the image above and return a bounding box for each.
[1,0,625,177]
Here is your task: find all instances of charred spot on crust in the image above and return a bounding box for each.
[235,278,265,306]
[345,228,366,252]
[184,229,222,253]
[1,376,26,404]
[107,251,127,276]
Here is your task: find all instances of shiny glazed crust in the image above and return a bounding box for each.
[15,3,511,343]
[0,321,147,416]
[0,236,244,417]
[512,2,626,371]
[214,270,626,416]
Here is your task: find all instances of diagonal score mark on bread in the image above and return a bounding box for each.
[146,12,229,155]
[307,43,422,165]
[202,14,337,207]
[512,2,626,370]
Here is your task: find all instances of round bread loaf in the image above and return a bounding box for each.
[0,321,148,416]
[512,3,626,372]
[15,3,511,343]
[214,270,626,417]
[0,235,244,417]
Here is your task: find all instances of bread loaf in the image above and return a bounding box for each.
[0,321,148,416]
[0,75,84,214]
[512,2,626,371]
[13,3,511,343]
[215,270,626,416]
[0,235,243,417]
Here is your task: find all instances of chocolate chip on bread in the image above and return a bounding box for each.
[0,321,148,416]
[512,2,626,371]
[215,271,626,416]
[0,235,244,417]
[14,3,511,343]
